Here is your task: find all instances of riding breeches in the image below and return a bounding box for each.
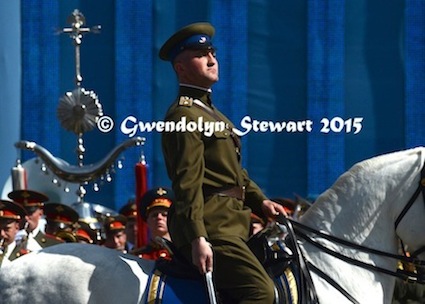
[180,237,275,304]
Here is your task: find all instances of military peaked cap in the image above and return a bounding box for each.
[8,189,48,209]
[104,214,127,233]
[119,199,137,219]
[139,187,174,220]
[0,199,27,221]
[75,220,97,244]
[159,22,215,62]
[44,202,79,226]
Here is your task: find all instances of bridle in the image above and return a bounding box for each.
[284,160,425,303]
[394,160,425,257]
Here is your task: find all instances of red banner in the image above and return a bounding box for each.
[135,156,149,248]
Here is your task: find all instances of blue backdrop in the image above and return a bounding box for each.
[1,0,424,211]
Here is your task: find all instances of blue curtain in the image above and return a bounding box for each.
[406,0,425,147]
[21,1,61,160]
[115,0,154,208]
[17,0,425,210]
[307,0,345,197]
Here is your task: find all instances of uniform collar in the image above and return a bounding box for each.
[179,84,212,105]
[3,241,16,259]
[29,225,41,237]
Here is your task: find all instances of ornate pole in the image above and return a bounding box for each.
[60,9,101,88]
[58,10,101,201]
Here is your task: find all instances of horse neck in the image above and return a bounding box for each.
[299,148,425,303]
[301,148,424,249]
[301,179,396,253]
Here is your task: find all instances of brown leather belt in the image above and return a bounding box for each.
[203,185,245,201]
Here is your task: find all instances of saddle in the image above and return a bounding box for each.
[155,240,202,280]
[144,240,208,303]
[145,220,315,304]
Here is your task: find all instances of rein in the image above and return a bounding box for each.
[290,220,425,268]
[394,160,425,258]
[284,159,425,303]
[291,221,425,283]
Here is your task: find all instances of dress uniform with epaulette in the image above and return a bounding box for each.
[0,200,28,267]
[130,187,174,260]
[160,23,275,303]
[44,202,79,242]
[8,190,63,251]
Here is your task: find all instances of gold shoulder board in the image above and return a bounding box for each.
[178,96,193,107]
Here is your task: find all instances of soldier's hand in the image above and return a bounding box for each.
[261,199,288,220]
[191,236,213,274]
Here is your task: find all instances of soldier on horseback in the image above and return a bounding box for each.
[160,22,287,303]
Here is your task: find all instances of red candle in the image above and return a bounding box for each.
[135,156,149,248]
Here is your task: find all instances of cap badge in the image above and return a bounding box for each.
[55,205,65,212]
[157,188,167,196]
[199,36,207,44]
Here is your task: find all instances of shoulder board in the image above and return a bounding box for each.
[178,96,193,107]
[44,233,65,242]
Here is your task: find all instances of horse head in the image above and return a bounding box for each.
[298,147,425,303]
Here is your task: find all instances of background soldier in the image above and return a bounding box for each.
[0,200,27,267]
[119,198,137,252]
[44,202,79,242]
[102,214,128,253]
[75,220,97,244]
[8,190,62,252]
[131,187,174,260]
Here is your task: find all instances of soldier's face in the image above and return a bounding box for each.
[0,220,20,246]
[104,230,127,251]
[147,207,169,238]
[174,49,219,88]
[25,208,43,231]
[125,219,137,244]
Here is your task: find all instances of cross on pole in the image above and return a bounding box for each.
[60,9,101,87]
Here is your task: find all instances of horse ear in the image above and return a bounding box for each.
[294,193,313,207]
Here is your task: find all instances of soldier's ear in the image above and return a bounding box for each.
[174,61,184,74]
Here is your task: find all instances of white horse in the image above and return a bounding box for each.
[297,146,425,303]
[1,147,425,304]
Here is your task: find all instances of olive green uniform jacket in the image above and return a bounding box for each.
[33,231,64,248]
[162,86,267,248]
[0,242,24,267]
